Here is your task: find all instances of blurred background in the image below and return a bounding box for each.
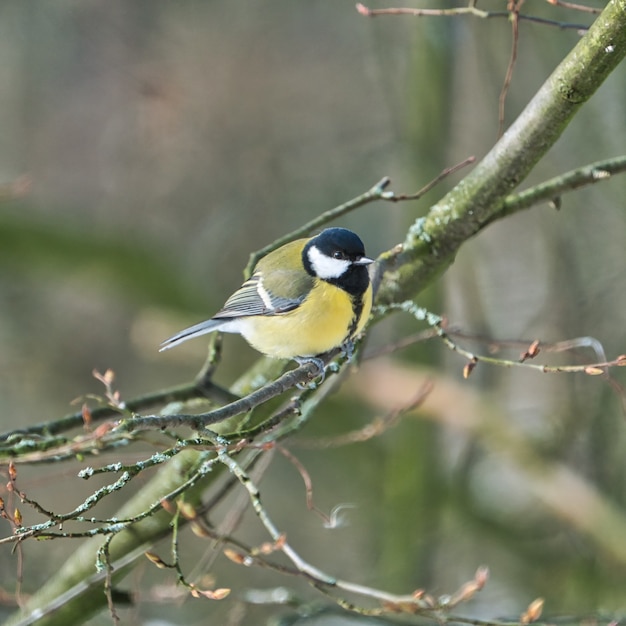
[1,1,625,624]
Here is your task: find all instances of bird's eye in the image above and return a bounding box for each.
[333,251,344,260]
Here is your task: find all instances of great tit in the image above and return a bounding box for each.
[159,228,374,373]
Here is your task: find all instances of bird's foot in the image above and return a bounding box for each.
[340,339,355,361]
[295,356,326,389]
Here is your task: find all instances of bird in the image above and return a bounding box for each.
[159,227,374,378]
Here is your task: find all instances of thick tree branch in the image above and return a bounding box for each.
[374,0,626,304]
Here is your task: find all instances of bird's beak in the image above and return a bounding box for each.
[354,256,375,266]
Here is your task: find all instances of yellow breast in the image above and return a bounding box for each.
[239,281,372,359]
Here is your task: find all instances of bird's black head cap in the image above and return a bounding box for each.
[311,228,366,261]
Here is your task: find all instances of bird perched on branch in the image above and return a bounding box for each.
[160,227,374,377]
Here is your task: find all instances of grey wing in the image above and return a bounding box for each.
[159,271,306,352]
[215,273,303,318]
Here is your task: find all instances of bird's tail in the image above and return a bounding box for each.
[159,318,225,351]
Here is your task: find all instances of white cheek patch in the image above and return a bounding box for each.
[307,245,351,279]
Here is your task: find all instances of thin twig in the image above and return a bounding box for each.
[294,380,433,449]
[0,378,238,446]
[356,3,591,31]
[545,0,602,14]
[380,156,475,203]
[275,445,332,525]
[437,324,626,377]
[498,1,522,138]
[376,302,626,376]
[495,155,626,220]
[245,177,392,277]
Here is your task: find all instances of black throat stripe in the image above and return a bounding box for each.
[346,294,365,339]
